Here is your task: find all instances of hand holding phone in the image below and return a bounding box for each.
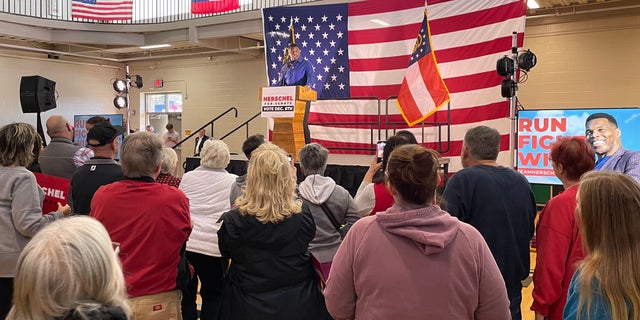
[376,141,386,163]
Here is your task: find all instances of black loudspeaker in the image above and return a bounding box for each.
[20,76,57,113]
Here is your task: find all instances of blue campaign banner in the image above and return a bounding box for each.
[517,108,640,185]
[73,114,124,159]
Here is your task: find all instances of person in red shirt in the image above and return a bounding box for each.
[354,134,415,216]
[531,137,595,320]
[91,132,192,319]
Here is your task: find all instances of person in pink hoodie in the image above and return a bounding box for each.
[324,144,510,320]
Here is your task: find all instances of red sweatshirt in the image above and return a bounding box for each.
[531,185,585,320]
[91,179,192,298]
[370,182,394,215]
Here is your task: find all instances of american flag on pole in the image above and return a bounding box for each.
[71,0,133,21]
[263,0,526,172]
[397,10,450,127]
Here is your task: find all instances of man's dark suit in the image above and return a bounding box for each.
[194,135,210,156]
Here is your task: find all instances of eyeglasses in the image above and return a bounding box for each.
[112,242,121,255]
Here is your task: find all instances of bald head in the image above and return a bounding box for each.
[46,115,73,139]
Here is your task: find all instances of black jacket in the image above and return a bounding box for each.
[217,203,331,320]
[69,157,123,215]
[59,305,127,320]
[194,135,210,156]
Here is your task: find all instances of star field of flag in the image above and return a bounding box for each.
[409,17,433,66]
[263,5,350,99]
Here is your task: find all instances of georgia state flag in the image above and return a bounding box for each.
[191,0,239,14]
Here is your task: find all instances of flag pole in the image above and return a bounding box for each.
[282,17,295,64]
[509,31,518,169]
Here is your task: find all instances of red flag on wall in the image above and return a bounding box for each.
[397,10,450,126]
[192,0,239,14]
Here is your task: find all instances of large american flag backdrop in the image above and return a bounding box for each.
[262,0,526,172]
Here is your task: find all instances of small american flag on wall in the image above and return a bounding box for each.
[71,0,133,21]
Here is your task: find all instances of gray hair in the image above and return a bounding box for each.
[161,147,178,175]
[463,126,501,161]
[200,139,230,169]
[7,216,130,319]
[120,131,163,177]
[298,142,329,175]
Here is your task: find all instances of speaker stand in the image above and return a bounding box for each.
[36,112,46,147]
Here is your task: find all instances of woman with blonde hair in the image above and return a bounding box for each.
[563,171,640,320]
[6,216,130,319]
[217,143,330,320]
[0,123,71,318]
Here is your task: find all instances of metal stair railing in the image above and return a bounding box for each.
[172,107,238,149]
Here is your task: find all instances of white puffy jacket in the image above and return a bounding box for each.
[179,167,237,257]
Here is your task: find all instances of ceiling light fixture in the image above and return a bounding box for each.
[139,44,172,50]
[527,0,540,9]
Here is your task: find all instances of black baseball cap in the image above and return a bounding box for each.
[87,122,124,147]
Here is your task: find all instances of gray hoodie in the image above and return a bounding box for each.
[298,174,359,263]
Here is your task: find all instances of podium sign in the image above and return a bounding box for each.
[260,86,317,161]
[261,86,296,118]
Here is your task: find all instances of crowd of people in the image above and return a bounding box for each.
[1,112,640,320]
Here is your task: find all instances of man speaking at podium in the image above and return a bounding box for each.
[278,43,315,90]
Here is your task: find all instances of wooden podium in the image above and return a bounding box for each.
[260,86,317,161]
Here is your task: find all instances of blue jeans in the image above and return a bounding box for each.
[509,294,522,320]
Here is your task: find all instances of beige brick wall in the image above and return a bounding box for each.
[518,10,640,109]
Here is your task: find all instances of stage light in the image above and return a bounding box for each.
[113,96,127,109]
[518,49,537,71]
[501,79,517,98]
[113,79,127,93]
[132,75,143,89]
[496,56,514,77]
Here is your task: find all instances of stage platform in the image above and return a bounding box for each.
[184,154,449,197]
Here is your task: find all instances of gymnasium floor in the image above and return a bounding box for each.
[521,251,536,320]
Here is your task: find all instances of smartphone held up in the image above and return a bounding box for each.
[376,141,386,163]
